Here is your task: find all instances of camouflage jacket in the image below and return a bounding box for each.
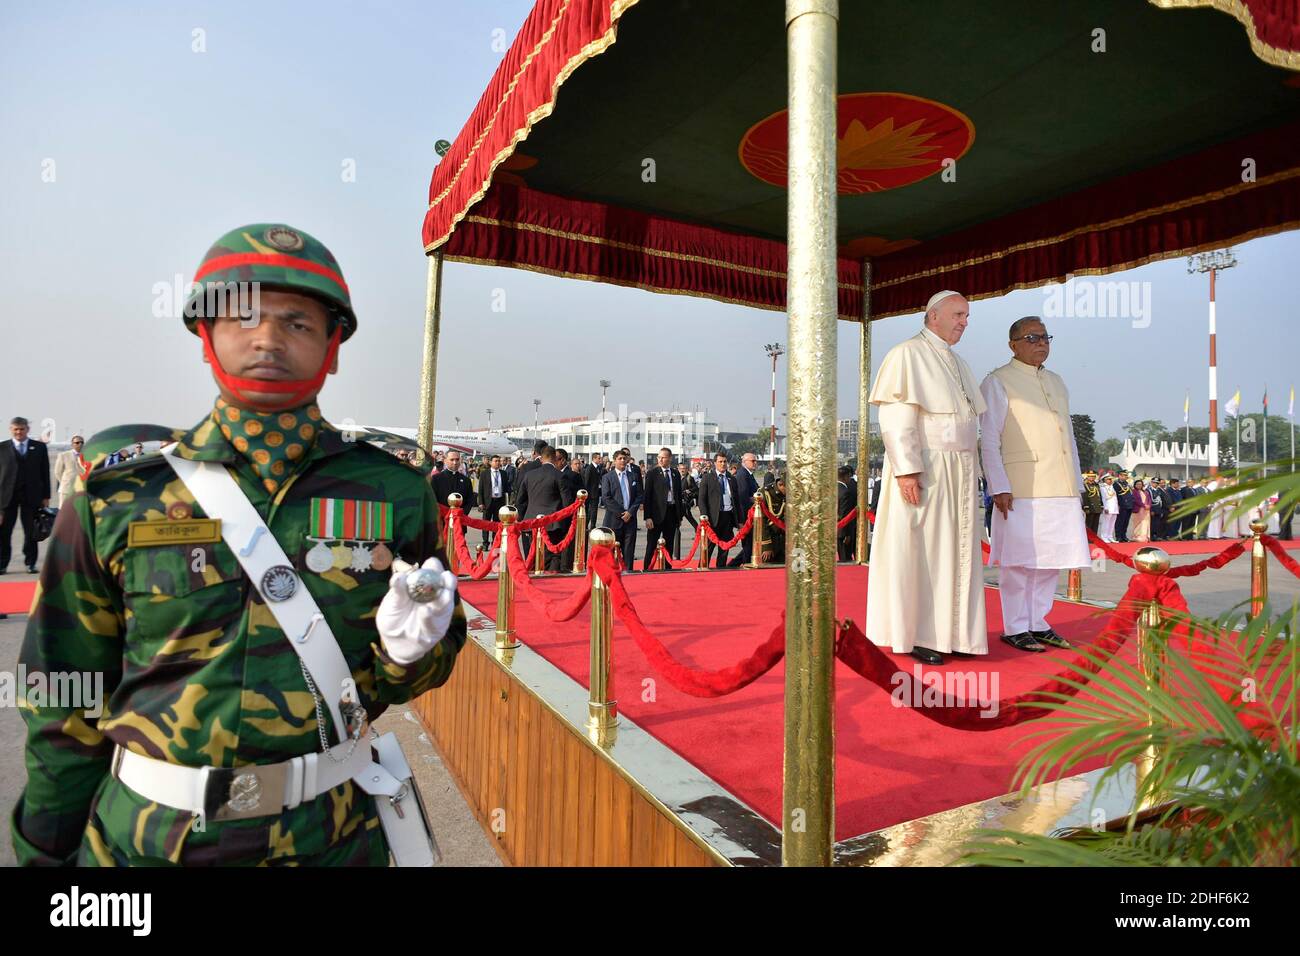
[12,412,466,865]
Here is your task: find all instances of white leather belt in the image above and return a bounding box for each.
[113,742,375,821]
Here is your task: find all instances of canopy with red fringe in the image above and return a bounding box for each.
[423,0,1300,319]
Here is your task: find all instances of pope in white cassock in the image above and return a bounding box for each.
[978,316,1090,652]
[867,291,988,665]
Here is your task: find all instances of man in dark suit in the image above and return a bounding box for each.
[477,454,511,549]
[1,416,51,574]
[642,447,681,570]
[1149,479,1168,541]
[599,450,642,567]
[1113,471,1134,542]
[676,462,698,555]
[697,452,739,568]
[582,452,605,532]
[430,450,477,531]
[515,440,548,554]
[554,449,585,571]
[729,452,760,566]
[1165,478,1186,540]
[515,445,572,572]
[836,465,856,561]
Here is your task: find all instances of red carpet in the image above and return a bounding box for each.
[0,580,37,615]
[1100,537,1298,556]
[461,565,1117,840]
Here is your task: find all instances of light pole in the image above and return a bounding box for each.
[454,416,461,431]
[1187,247,1238,477]
[599,379,612,422]
[486,408,493,431]
[765,343,785,468]
[533,398,541,438]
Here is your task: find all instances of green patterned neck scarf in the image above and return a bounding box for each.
[212,397,323,495]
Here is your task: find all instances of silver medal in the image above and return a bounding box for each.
[350,543,373,572]
[306,540,334,573]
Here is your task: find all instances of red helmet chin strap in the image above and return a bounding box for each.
[197,322,342,411]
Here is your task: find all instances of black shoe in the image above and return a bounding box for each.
[26,565,38,575]
[1001,632,1047,653]
[1029,628,1072,650]
[910,646,945,665]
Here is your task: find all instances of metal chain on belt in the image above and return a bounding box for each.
[299,659,363,764]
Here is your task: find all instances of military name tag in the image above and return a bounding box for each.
[128,518,222,547]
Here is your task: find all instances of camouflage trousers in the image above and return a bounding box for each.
[77,775,389,866]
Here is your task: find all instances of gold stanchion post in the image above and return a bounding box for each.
[533,517,546,575]
[1133,546,1169,806]
[446,493,462,576]
[1066,568,1083,602]
[495,507,519,652]
[696,515,711,571]
[1249,518,1269,620]
[416,251,443,467]
[746,499,767,568]
[588,528,618,746]
[572,490,589,574]
[855,258,872,565]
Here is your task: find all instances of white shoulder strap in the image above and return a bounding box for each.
[161,444,352,742]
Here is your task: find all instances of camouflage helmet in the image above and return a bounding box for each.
[183,224,357,341]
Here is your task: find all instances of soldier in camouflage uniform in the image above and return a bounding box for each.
[12,224,466,866]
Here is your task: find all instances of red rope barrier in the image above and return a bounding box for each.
[1167,539,1247,578]
[451,518,502,581]
[837,508,857,531]
[757,501,856,533]
[701,510,755,550]
[503,530,592,622]
[759,498,785,531]
[460,498,584,533]
[540,514,579,554]
[588,547,786,697]
[658,527,703,569]
[832,574,1170,729]
[1261,535,1300,579]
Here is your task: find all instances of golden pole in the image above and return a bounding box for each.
[416,251,444,466]
[495,507,519,652]
[1133,546,1169,807]
[783,0,838,868]
[1066,568,1083,602]
[696,515,711,571]
[572,490,589,574]
[587,528,618,747]
[1249,518,1269,620]
[855,258,872,565]
[533,518,546,575]
[746,499,767,568]
[446,493,463,576]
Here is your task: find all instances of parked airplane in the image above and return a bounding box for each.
[355,425,518,458]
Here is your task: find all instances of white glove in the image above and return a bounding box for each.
[376,557,458,665]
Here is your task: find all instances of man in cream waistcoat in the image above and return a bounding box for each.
[979,316,1090,652]
[867,290,988,665]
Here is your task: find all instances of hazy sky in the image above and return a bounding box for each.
[2,1,1296,446]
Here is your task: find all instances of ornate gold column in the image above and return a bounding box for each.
[416,251,444,465]
[856,258,872,565]
[783,0,838,868]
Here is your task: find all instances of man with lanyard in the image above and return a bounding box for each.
[12,224,465,866]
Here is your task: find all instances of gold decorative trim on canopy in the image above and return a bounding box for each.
[1149,0,1300,70]
[425,0,644,253]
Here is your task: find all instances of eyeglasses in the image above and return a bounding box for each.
[1012,334,1053,344]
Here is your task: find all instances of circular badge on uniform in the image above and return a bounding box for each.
[167,501,192,520]
[261,565,299,602]
[227,772,262,812]
[264,227,305,252]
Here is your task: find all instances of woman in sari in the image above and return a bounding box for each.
[1129,479,1152,542]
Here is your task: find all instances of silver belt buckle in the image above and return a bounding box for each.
[207,763,288,821]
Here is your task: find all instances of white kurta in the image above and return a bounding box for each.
[866,328,988,655]
[978,375,1091,570]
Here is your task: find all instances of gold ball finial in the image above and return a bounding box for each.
[499,506,518,524]
[448,493,463,507]
[1134,546,1170,576]
[1249,518,1268,535]
[577,489,588,500]
[589,528,616,549]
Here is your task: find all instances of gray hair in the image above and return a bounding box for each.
[1008,316,1045,340]
[10,416,29,427]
